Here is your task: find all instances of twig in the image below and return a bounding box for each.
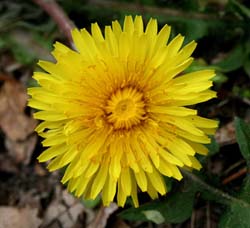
[32,0,75,44]
[190,210,195,228]
[222,167,247,185]
[243,98,250,106]
[0,73,16,82]
[223,159,245,176]
[206,202,211,228]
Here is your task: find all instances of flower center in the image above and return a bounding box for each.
[105,87,146,129]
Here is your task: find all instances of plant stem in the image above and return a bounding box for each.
[32,0,75,44]
[182,169,250,208]
[88,0,221,20]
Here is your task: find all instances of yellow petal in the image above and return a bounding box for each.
[80,130,109,161]
[61,156,83,184]
[102,176,117,206]
[174,40,197,64]
[29,99,52,111]
[158,159,173,177]
[147,168,166,195]
[117,178,127,207]
[38,144,66,162]
[131,174,139,207]
[67,178,80,192]
[120,168,132,196]
[75,176,92,197]
[155,24,171,50]
[90,162,109,199]
[126,143,139,173]
[146,177,158,199]
[149,106,197,116]
[42,134,66,147]
[134,168,147,192]
[123,15,134,34]
[91,22,104,43]
[132,137,153,173]
[157,147,184,167]
[34,111,67,121]
[145,18,157,36]
[35,120,65,133]
[168,164,183,180]
[105,26,118,56]
[201,127,217,135]
[187,116,218,128]
[109,141,122,179]
[188,141,209,155]
[112,20,122,37]
[84,162,99,178]
[167,34,184,57]
[174,69,215,84]
[134,15,143,35]
[189,156,202,170]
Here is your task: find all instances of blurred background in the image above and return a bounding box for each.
[0,0,250,227]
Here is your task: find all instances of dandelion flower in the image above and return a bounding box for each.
[28,15,218,207]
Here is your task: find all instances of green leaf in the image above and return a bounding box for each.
[233,86,250,99]
[0,37,7,49]
[212,45,246,73]
[142,210,165,224]
[165,17,222,43]
[184,58,208,73]
[140,0,155,6]
[212,72,228,85]
[219,176,250,228]
[198,136,220,164]
[235,117,250,163]
[119,179,198,224]
[230,0,250,18]
[183,170,232,206]
[243,56,250,77]
[182,19,210,42]
[218,117,250,227]
[81,195,101,208]
[207,136,220,156]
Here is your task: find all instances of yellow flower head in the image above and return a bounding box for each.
[28,15,218,207]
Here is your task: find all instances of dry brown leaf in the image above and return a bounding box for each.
[0,80,37,141]
[215,121,236,146]
[88,203,118,228]
[34,163,48,176]
[41,188,85,228]
[5,134,37,165]
[0,154,18,173]
[0,206,41,228]
[110,219,131,228]
[0,80,37,164]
